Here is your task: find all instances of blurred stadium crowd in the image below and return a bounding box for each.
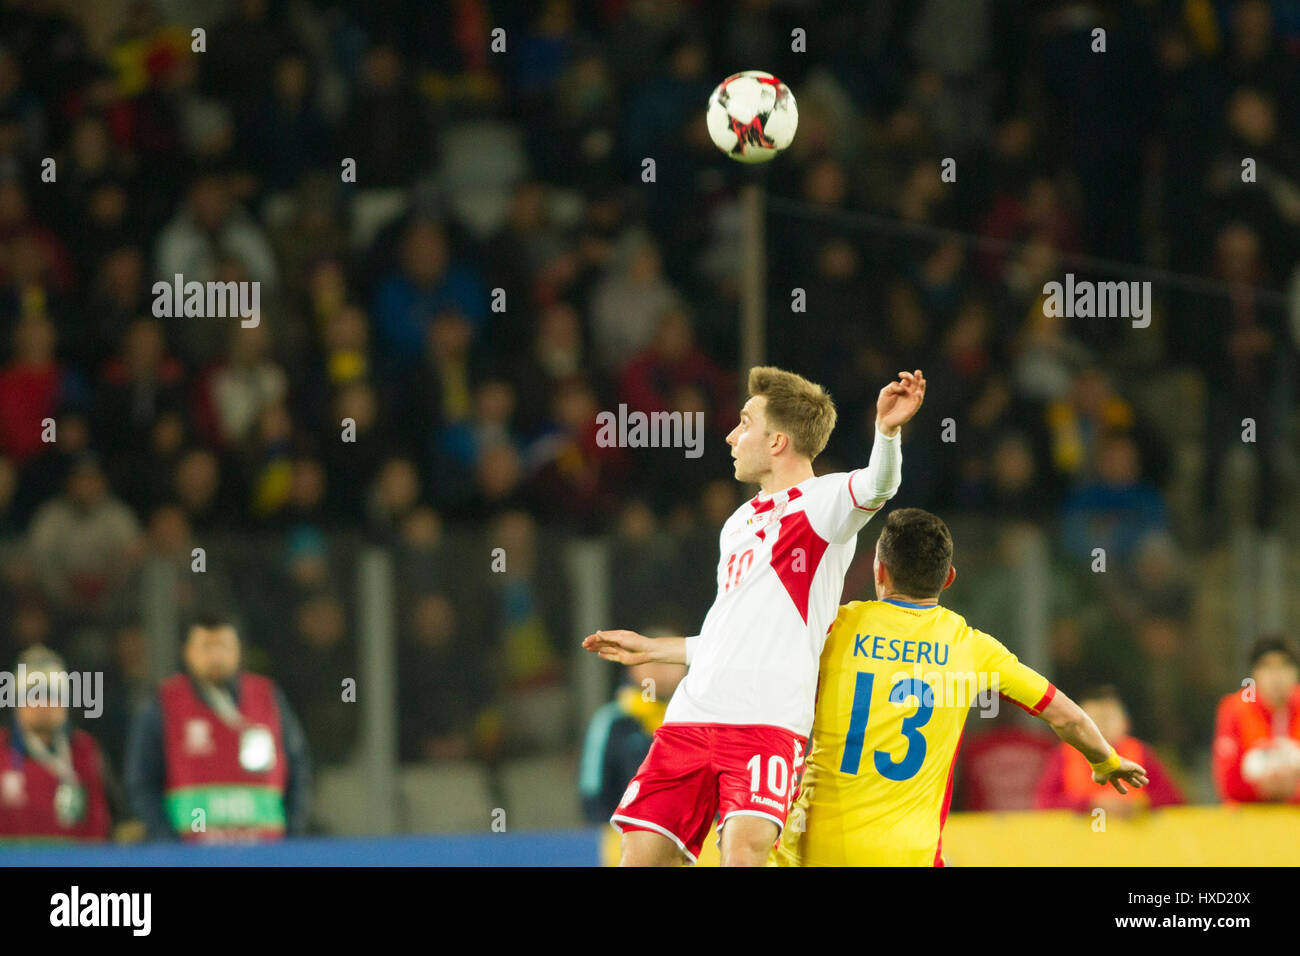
[0,0,1298,836]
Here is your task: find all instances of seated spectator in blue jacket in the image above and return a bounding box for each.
[1061,432,1167,565]
[371,219,486,369]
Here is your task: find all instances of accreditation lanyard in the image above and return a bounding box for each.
[19,728,86,827]
[197,680,277,773]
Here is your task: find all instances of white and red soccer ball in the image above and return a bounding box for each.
[706,70,798,164]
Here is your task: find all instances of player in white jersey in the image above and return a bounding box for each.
[583,366,926,865]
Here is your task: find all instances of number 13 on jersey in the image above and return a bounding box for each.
[839,672,934,781]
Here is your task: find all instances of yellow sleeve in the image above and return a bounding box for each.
[970,629,1056,716]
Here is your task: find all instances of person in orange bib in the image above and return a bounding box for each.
[1034,685,1184,815]
[1213,636,1300,805]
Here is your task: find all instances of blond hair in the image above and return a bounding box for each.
[747,366,837,460]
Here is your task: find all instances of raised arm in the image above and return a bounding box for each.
[853,370,924,507]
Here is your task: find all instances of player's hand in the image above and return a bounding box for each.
[582,629,656,666]
[876,370,925,436]
[1093,757,1148,794]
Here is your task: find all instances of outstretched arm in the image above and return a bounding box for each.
[1039,690,1150,794]
[582,630,690,666]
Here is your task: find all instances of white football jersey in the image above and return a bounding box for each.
[664,429,902,735]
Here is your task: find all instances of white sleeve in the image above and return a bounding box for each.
[683,635,700,666]
[804,427,902,543]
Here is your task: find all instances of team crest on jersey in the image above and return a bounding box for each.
[618,780,640,807]
[184,718,215,755]
[748,499,789,529]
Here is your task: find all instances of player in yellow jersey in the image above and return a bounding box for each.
[775,507,1149,866]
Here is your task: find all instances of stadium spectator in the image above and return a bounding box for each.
[241,51,331,192]
[273,454,330,531]
[1043,367,1136,486]
[366,456,423,543]
[0,178,74,301]
[194,321,288,450]
[0,314,83,467]
[371,219,487,369]
[83,245,150,370]
[267,177,350,316]
[124,610,312,842]
[1182,221,1288,535]
[579,656,686,824]
[588,231,682,370]
[525,374,627,530]
[617,305,732,428]
[1213,636,1300,805]
[94,317,186,457]
[489,509,569,754]
[432,378,522,507]
[321,381,393,524]
[509,301,584,436]
[0,646,114,843]
[280,591,356,767]
[27,452,141,613]
[955,431,1051,523]
[154,170,280,302]
[340,43,430,188]
[1012,308,1092,405]
[171,446,229,532]
[1093,531,1203,753]
[1035,685,1184,816]
[951,712,1056,812]
[398,591,494,763]
[1060,432,1168,565]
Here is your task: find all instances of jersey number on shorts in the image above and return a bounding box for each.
[839,673,934,781]
[746,754,789,799]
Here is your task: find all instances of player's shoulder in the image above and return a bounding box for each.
[833,598,871,621]
[833,598,930,627]
[917,603,986,645]
[794,470,851,502]
[941,606,978,637]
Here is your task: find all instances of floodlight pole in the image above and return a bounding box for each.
[740,181,766,398]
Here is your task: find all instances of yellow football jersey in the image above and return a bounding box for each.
[775,598,1054,866]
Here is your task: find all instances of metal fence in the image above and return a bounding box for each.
[9,486,1287,835]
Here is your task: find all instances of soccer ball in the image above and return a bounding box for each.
[1242,739,1300,782]
[706,71,798,164]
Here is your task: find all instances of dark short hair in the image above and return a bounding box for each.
[1078,684,1124,707]
[1250,635,1298,670]
[184,609,238,640]
[875,508,953,599]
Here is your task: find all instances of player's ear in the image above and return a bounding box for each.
[942,565,956,590]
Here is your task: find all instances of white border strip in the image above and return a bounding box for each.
[719,808,787,833]
[610,814,699,864]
